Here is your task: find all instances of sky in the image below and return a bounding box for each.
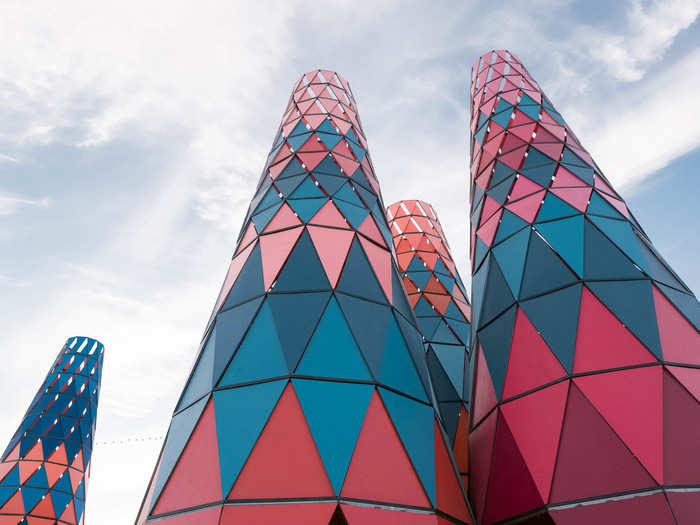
[0,1,699,522]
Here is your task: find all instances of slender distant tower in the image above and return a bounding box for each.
[386,200,472,487]
[468,50,700,524]
[136,70,473,525]
[0,336,104,524]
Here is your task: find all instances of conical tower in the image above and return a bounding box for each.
[386,200,472,488]
[137,70,473,524]
[0,336,104,524]
[468,50,700,524]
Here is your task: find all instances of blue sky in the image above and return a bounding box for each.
[0,1,698,522]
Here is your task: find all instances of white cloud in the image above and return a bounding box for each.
[589,0,700,82]
[0,191,49,215]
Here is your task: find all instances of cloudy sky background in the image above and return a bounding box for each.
[0,1,699,522]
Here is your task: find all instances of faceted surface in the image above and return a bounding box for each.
[468,50,700,524]
[0,336,104,524]
[136,70,474,524]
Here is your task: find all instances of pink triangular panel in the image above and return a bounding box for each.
[550,383,655,503]
[502,308,566,398]
[652,285,700,365]
[482,412,544,524]
[472,345,498,425]
[477,209,502,248]
[509,175,542,200]
[359,237,392,302]
[502,381,569,502]
[575,366,663,484]
[264,203,302,232]
[259,226,304,290]
[307,226,354,287]
[358,214,385,246]
[667,366,700,402]
[574,286,657,373]
[663,369,700,484]
[154,398,221,513]
[552,165,588,187]
[434,421,472,523]
[341,391,430,507]
[229,383,333,498]
[505,190,544,223]
[213,242,256,314]
[309,200,349,228]
[550,187,592,212]
[666,491,700,525]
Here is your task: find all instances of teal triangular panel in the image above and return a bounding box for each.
[588,280,662,359]
[536,193,578,222]
[521,284,582,372]
[536,215,584,277]
[477,305,517,399]
[584,219,643,280]
[519,231,577,299]
[587,191,623,218]
[290,176,325,199]
[214,380,286,496]
[288,197,327,222]
[432,344,466,395]
[219,302,288,386]
[296,297,371,380]
[274,230,330,292]
[587,215,645,271]
[268,292,331,372]
[150,396,208,511]
[293,379,373,495]
[334,199,369,229]
[336,237,386,303]
[494,209,528,243]
[380,317,427,401]
[379,388,436,504]
[336,293,390,378]
[492,227,530,297]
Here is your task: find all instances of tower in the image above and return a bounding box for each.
[0,336,104,524]
[137,70,473,524]
[468,50,700,524]
[386,199,472,488]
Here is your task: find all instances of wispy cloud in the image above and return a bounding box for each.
[0,191,49,215]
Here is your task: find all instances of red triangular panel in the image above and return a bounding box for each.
[229,383,333,498]
[153,398,221,514]
[550,383,654,503]
[155,506,221,524]
[667,365,700,402]
[434,420,472,523]
[308,226,354,287]
[501,380,569,502]
[663,369,700,485]
[482,412,544,524]
[573,286,657,373]
[472,345,498,424]
[341,391,430,507]
[259,226,304,289]
[575,366,663,483]
[503,308,566,398]
[652,285,700,365]
[550,492,675,525]
[358,237,392,302]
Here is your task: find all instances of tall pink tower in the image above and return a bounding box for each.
[468,50,700,524]
[136,70,473,525]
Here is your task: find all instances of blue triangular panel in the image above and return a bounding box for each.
[214,380,286,496]
[536,215,584,277]
[477,305,517,399]
[293,379,373,495]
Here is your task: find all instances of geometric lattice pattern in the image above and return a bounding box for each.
[136,70,473,525]
[0,336,104,525]
[386,199,472,488]
[468,50,700,524]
